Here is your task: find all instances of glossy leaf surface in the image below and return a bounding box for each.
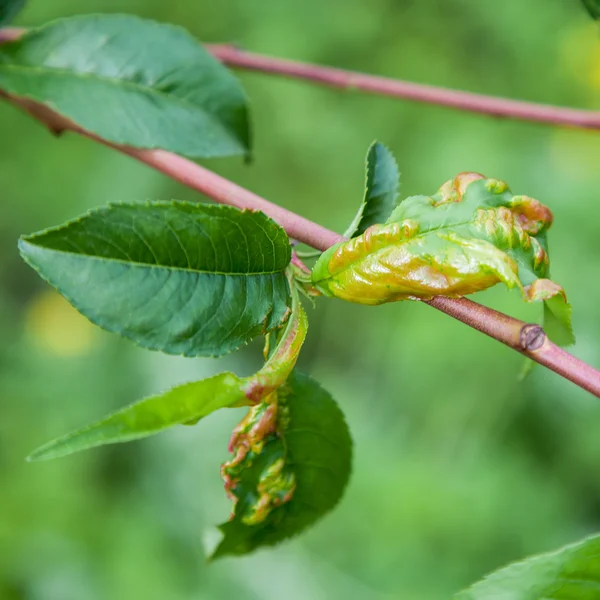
[344,141,400,238]
[0,14,251,157]
[20,202,292,357]
[455,533,600,599]
[213,371,352,559]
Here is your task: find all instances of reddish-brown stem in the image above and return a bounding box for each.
[426,297,600,396]
[1,29,599,397]
[207,44,600,131]
[4,27,600,131]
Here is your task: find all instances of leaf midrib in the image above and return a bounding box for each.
[20,241,287,276]
[0,61,239,135]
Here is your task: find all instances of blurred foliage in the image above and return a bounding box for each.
[2,0,600,598]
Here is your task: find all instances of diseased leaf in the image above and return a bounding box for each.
[27,279,308,461]
[19,202,292,357]
[28,373,249,461]
[212,371,352,559]
[312,173,571,334]
[0,0,26,25]
[0,14,250,158]
[344,141,400,238]
[454,533,600,600]
[582,0,600,20]
[526,278,574,346]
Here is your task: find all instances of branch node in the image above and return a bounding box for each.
[520,324,546,351]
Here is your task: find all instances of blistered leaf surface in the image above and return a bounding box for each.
[213,371,352,559]
[313,172,572,343]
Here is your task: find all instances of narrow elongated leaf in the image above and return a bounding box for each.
[313,172,573,344]
[454,533,600,599]
[0,14,250,158]
[28,372,248,461]
[19,202,292,357]
[27,274,308,461]
[344,141,400,238]
[582,0,600,20]
[0,0,26,25]
[213,371,352,559]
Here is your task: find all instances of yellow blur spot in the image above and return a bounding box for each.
[558,22,600,91]
[25,290,97,356]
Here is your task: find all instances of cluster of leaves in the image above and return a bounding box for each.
[312,168,574,346]
[1,3,598,596]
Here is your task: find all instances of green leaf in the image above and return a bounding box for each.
[27,272,307,461]
[0,14,250,158]
[582,0,600,20]
[544,296,575,346]
[28,372,249,462]
[312,173,568,313]
[525,278,575,346]
[19,201,292,357]
[0,0,26,25]
[344,141,400,238]
[454,533,600,599]
[212,371,353,559]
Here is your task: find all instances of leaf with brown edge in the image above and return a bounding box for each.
[312,171,570,330]
[526,279,574,347]
[211,371,352,560]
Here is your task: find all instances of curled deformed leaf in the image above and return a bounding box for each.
[312,172,572,343]
[19,202,292,357]
[212,371,352,559]
[27,273,308,461]
[344,141,400,238]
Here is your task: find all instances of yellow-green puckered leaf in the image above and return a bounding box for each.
[27,274,308,461]
[312,172,573,345]
[582,0,600,20]
[212,371,352,559]
[19,202,292,357]
[344,141,400,238]
[454,533,600,599]
[0,14,250,158]
[27,373,249,461]
[0,0,26,25]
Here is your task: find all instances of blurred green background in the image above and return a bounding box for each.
[2,1,600,598]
